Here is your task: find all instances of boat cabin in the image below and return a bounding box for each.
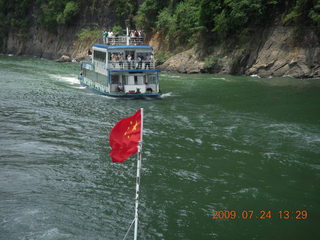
[81,44,159,95]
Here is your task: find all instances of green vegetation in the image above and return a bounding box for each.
[156,1,201,49]
[112,25,123,36]
[0,0,33,34]
[135,0,320,47]
[155,51,173,65]
[204,55,218,70]
[77,28,100,42]
[2,0,320,52]
[110,0,137,27]
[36,0,81,30]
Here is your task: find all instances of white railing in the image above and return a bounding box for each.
[129,37,144,45]
[103,36,145,46]
[108,61,155,70]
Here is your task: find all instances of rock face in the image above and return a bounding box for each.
[4,24,320,78]
[6,26,94,62]
[158,48,205,73]
[7,27,76,59]
[56,55,71,62]
[158,26,320,78]
[245,27,320,78]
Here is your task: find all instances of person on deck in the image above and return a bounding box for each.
[137,56,142,69]
[119,54,124,69]
[108,30,114,44]
[145,55,151,69]
[127,54,132,69]
[111,54,117,68]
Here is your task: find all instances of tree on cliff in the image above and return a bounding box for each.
[2,0,320,51]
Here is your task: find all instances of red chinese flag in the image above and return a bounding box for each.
[109,109,142,162]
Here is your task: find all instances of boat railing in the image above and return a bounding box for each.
[129,37,144,45]
[108,61,155,70]
[104,36,145,46]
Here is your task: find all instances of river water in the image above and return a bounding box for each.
[0,55,319,240]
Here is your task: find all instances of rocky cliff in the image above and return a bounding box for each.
[158,26,320,78]
[4,24,320,78]
[6,25,106,62]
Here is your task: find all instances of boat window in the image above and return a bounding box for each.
[111,74,120,84]
[97,72,107,85]
[125,51,135,60]
[122,75,128,85]
[147,73,157,84]
[93,50,106,62]
[86,69,97,81]
[108,52,123,61]
[136,52,151,61]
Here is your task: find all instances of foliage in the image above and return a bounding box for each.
[111,0,137,27]
[309,1,320,25]
[0,0,33,33]
[281,0,320,28]
[203,55,218,70]
[77,28,100,42]
[155,1,200,48]
[2,0,320,52]
[155,51,172,65]
[36,0,80,30]
[112,25,123,36]
[135,0,169,31]
[56,1,79,24]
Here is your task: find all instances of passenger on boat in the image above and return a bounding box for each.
[87,48,92,60]
[108,30,114,45]
[139,30,144,39]
[119,54,124,69]
[145,55,151,69]
[108,30,113,37]
[117,85,124,92]
[127,55,132,69]
[137,56,142,69]
[111,53,117,68]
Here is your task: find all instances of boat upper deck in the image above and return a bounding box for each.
[91,41,156,71]
[93,44,153,50]
[104,36,145,46]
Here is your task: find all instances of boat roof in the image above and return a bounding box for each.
[93,44,153,50]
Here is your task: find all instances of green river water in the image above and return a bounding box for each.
[0,55,320,240]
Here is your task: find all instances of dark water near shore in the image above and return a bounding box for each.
[0,55,320,240]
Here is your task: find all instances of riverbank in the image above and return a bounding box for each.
[157,26,320,78]
[3,25,320,78]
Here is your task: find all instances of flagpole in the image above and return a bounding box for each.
[134,108,143,240]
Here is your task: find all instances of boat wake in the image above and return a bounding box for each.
[48,74,80,85]
[73,86,86,89]
[160,92,175,98]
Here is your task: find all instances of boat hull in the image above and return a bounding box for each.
[79,76,161,99]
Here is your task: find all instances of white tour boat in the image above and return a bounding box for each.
[79,31,161,98]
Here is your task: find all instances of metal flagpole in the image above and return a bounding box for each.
[134,108,143,240]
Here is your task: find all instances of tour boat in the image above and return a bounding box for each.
[79,31,161,98]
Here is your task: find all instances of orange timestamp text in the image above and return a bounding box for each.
[211,210,308,220]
